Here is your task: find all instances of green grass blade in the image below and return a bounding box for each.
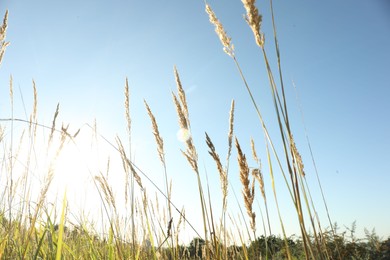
[55,190,67,260]
[33,229,47,260]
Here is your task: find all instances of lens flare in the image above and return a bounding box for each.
[177,128,191,142]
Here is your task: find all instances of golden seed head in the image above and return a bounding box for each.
[206,133,228,210]
[0,10,8,42]
[172,93,188,131]
[174,66,189,122]
[205,4,235,57]
[0,11,9,67]
[144,100,165,164]
[32,80,38,122]
[236,137,256,233]
[124,78,131,133]
[250,137,259,164]
[227,100,235,160]
[290,135,305,176]
[252,168,266,200]
[241,0,264,47]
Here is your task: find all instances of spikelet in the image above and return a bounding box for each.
[0,10,8,42]
[181,149,198,173]
[174,66,189,123]
[235,137,256,233]
[30,81,38,137]
[48,103,60,147]
[290,134,305,176]
[116,136,143,189]
[0,10,9,66]
[95,175,117,212]
[144,100,165,164]
[73,128,81,138]
[205,4,234,57]
[250,137,259,165]
[252,168,266,200]
[172,71,198,174]
[142,189,148,211]
[175,207,185,244]
[32,80,38,123]
[241,0,264,47]
[227,100,235,163]
[167,217,173,237]
[172,93,188,131]
[124,78,131,133]
[205,133,228,211]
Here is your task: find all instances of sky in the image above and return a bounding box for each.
[0,0,389,243]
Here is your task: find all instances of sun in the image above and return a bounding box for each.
[49,126,114,207]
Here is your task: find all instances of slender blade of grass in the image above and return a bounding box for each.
[55,190,67,260]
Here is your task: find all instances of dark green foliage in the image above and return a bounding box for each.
[188,237,206,258]
[248,235,305,259]
[246,232,390,260]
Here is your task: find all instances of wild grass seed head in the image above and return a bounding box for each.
[241,0,264,47]
[205,4,235,57]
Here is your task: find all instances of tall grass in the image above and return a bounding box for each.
[0,2,389,260]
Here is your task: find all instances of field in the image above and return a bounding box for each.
[1,1,389,259]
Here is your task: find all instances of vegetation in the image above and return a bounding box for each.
[0,1,389,259]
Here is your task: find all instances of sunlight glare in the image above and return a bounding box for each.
[176,127,191,142]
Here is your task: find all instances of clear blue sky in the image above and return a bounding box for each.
[1,0,389,241]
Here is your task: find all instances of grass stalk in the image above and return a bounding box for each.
[144,100,174,252]
[8,74,13,233]
[265,142,292,260]
[293,80,342,259]
[171,69,209,252]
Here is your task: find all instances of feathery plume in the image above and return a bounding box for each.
[0,10,8,42]
[116,136,143,189]
[172,93,188,131]
[205,4,235,57]
[172,92,197,161]
[227,100,235,163]
[29,80,38,136]
[206,132,228,210]
[235,137,256,233]
[250,137,259,164]
[167,217,173,237]
[241,0,264,47]
[172,73,198,175]
[290,134,305,176]
[0,10,9,66]
[95,175,117,212]
[144,100,165,164]
[32,80,38,123]
[124,78,131,133]
[252,168,266,200]
[48,103,60,146]
[174,67,189,123]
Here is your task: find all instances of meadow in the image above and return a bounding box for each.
[1,1,390,259]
